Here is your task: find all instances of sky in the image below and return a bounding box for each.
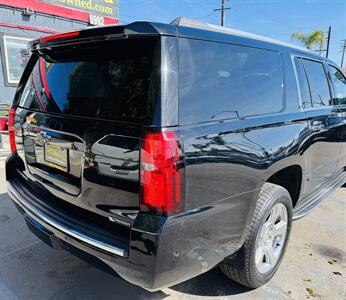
[119,0,346,66]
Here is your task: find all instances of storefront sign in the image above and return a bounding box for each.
[89,14,104,26]
[39,0,118,20]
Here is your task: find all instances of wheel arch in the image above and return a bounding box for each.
[266,165,303,208]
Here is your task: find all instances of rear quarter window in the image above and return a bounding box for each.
[179,39,284,124]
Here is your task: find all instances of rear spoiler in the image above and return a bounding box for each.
[30,29,128,52]
[30,21,177,52]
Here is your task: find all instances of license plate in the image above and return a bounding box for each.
[44,142,68,172]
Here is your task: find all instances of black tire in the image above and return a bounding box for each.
[220,182,293,288]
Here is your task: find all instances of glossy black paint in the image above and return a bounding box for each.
[18,110,142,214]
[6,21,346,290]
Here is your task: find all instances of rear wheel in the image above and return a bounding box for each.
[220,182,293,288]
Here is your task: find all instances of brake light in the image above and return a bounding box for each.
[40,31,80,43]
[140,131,182,215]
[8,107,17,154]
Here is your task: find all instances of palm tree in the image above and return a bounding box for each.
[291,30,325,50]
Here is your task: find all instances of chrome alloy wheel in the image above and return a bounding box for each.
[255,203,288,274]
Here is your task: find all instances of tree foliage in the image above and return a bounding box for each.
[291,30,325,49]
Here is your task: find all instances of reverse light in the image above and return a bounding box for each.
[8,107,17,154]
[40,31,80,43]
[140,131,183,215]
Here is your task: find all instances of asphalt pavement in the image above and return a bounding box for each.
[0,134,345,300]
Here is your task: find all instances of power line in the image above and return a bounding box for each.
[214,0,231,26]
[195,11,216,20]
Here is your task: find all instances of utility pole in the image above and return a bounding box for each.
[326,26,331,58]
[341,39,346,68]
[214,0,231,26]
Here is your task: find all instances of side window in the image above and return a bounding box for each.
[179,39,284,124]
[301,59,331,107]
[294,57,312,108]
[328,65,346,105]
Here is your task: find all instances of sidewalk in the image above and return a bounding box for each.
[0,133,10,158]
[0,134,9,192]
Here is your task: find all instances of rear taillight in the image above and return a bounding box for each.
[8,107,17,154]
[140,131,183,215]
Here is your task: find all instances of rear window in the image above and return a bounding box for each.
[18,38,159,123]
[179,39,284,124]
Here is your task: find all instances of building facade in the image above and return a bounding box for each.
[0,0,119,105]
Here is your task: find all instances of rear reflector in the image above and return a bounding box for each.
[140,131,182,215]
[40,31,80,43]
[8,107,17,154]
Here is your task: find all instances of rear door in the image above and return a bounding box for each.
[294,57,342,194]
[15,36,160,219]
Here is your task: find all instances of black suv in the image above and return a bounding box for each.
[6,18,346,290]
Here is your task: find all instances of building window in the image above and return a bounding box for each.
[1,36,32,86]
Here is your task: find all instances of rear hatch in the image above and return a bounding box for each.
[14,32,160,224]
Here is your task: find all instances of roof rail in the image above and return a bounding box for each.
[170,17,312,53]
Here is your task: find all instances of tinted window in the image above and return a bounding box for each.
[328,65,346,105]
[294,58,312,108]
[19,38,159,123]
[179,39,284,124]
[302,59,331,107]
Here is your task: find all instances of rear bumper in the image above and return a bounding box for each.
[8,182,125,257]
[7,177,244,290]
